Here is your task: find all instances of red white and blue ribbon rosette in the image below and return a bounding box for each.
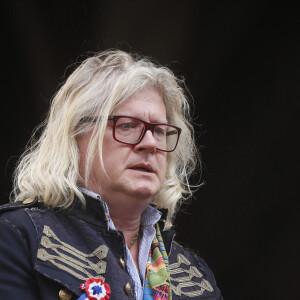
[78,278,111,300]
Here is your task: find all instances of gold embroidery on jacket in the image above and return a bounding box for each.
[37,225,108,281]
[169,253,214,297]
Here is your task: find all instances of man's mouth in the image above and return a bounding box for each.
[129,164,154,173]
[131,167,152,172]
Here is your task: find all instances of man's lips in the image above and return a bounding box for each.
[128,163,155,173]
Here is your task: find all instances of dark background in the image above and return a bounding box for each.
[2,1,299,299]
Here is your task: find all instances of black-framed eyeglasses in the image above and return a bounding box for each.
[81,115,182,152]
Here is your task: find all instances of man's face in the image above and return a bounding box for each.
[77,86,168,211]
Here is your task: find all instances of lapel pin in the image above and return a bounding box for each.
[78,278,111,300]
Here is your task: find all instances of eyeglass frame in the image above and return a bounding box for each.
[80,115,182,152]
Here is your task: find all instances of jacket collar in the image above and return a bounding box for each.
[67,192,169,232]
[67,194,110,231]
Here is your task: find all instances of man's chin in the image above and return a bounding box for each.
[129,185,159,201]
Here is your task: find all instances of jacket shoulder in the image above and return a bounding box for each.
[0,197,42,238]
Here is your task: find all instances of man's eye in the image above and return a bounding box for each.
[155,127,166,135]
[118,123,135,129]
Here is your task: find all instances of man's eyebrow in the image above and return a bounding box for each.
[79,116,98,123]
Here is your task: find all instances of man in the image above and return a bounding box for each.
[0,50,223,299]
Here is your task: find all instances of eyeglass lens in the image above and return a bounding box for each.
[114,117,179,151]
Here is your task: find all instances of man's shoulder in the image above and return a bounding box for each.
[0,198,43,257]
[0,198,42,232]
[168,240,223,299]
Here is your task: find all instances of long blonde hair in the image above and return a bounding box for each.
[12,50,200,228]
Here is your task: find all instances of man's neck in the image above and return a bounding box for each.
[110,213,141,233]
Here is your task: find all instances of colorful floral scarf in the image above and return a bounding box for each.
[143,224,172,300]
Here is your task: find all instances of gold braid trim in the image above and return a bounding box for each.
[169,254,214,297]
[37,225,108,281]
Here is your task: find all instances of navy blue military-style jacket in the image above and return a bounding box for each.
[0,195,223,300]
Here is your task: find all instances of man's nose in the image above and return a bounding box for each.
[134,130,157,152]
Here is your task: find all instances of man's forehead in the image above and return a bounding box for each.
[110,86,168,122]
